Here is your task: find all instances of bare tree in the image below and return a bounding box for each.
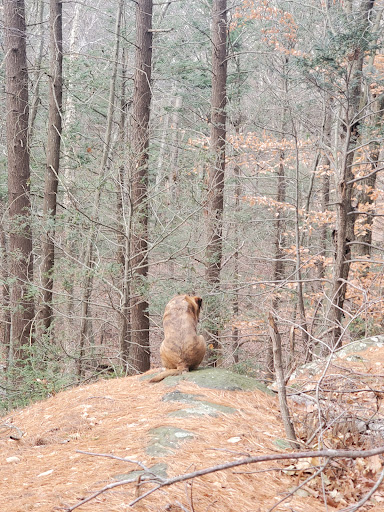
[4,0,35,364]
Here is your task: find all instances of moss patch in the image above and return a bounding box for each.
[162,368,274,394]
[146,426,194,457]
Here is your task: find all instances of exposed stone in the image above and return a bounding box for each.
[168,400,235,418]
[146,426,194,457]
[160,368,274,394]
[113,462,168,481]
[162,391,203,403]
[163,390,236,417]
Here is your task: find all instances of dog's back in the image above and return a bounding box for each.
[149,295,206,383]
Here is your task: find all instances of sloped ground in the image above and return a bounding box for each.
[0,369,332,512]
[287,338,384,510]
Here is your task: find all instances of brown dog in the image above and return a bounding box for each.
[149,295,206,383]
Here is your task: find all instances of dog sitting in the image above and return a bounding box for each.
[149,295,206,383]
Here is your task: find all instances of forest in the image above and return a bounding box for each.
[0,0,384,412]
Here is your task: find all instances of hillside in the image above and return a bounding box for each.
[1,368,334,512]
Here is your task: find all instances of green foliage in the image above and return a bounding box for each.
[0,340,74,412]
[230,360,261,379]
[349,317,381,341]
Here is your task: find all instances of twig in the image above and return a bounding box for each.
[75,450,152,472]
[67,445,384,510]
[0,422,24,440]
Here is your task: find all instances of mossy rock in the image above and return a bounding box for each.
[113,462,168,481]
[169,400,236,418]
[336,335,384,357]
[162,390,203,403]
[146,426,194,457]
[161,368,274,395]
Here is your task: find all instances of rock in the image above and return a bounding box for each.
[113,463,168,481]
[6,456,20,463]
[146,426,194,457]
[161,368,274,394]
[163,390,236,417]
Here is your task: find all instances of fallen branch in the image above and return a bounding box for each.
[0,422,24,440]
[66,445,384,511]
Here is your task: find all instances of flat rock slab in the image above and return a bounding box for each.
[161,368,274,394]
[163,390,236,417]
[162,390,204,403]
[336,335,384,357]
[146,426,195,457]
[113,462,168,481]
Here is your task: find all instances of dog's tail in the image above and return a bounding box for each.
[149,368,187,383]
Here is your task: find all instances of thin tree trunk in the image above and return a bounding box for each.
[62,3,81,209]
[169,95,182,194]
[0,219,11,360]
[28,0,45,141]
[232,163,241,364]
[116,47,132,372]
[355,97,384,256]
[38,0,63,337]
[77,0,124,378]
[268,312,300,450]
[293,137,310,361]
[267,58,288,380]
[205,0,227,366]
[128,0,153,373]
[318,97,333,282]
[4,0,35,365]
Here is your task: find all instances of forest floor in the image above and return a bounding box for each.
[1,342,384,512]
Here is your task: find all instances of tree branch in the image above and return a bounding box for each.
[67,445,384,511]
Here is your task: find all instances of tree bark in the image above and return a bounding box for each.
[327,0,375,349]
[28,0,45,141]
[4,0,35,364]
[205,0,227,365]
[117,48,131,372]
[268,312,300,450]
[38,0,63,337]
[354,96,384,257]
[129,0,153,373]
[267,57,288,380]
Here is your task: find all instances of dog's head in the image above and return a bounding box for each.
[185,295,203,320]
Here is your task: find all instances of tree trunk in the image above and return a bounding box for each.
[28,0,45,141]
[117,48,131,372]
[0,219,11,360]
[327,0,375,349]
[267,57,288,380]
[38,0,63,337]
[62,2,81,209]
[318,97,332,282]
[129,0,153,373]
[4,0,35,365]
[355,97,384,256]
[205,0,227,365]
[268,312,300,450]
[293,137,310,361]
[77,0,124,378]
